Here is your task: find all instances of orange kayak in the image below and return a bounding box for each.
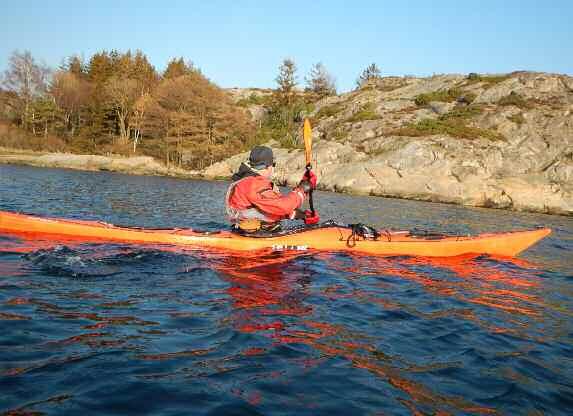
[0,210,550,257]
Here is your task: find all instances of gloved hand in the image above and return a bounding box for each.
[300,169,317,190]
[303,210,320,225]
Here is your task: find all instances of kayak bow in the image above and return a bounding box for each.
[0,211,550,257]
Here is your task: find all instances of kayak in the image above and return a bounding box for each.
[0,211,550,257]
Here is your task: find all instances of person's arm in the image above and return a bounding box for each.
[251,187,306,219]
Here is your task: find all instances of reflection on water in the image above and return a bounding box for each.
[1,164,572,415]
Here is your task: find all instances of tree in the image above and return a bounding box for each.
[305,62,336,98]
[130,92,153,152]
[32,97,60,138]
[128,50,158,91]
[150,72,253,168]
[356,63,382,88]
[88,49,157,88]
[0,49,255,164]
[87,51,114,84]
[61,55,87,79]
[86,50,158,146]
[0,89,19,122]
[51,70,91,138]
[163,58,196,79]
[104,76,140,145]
[275,58,298,106]
[2,50,51,131]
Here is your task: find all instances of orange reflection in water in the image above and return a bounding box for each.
[1,231,547,414]
[0,233,86,254]
[401,255,545,318]
[318,253,545,318]
[213,252,514,415]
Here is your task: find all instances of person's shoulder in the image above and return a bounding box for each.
[250,176,278,194]
[235,175,273,192]
[251,176,273,186]
[234,175,258,185]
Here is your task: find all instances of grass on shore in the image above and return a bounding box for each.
[390,104,505,141]
[414,88,477,107]
[315,103,345,119]
[345,103,381,123]
[236,93,273,107]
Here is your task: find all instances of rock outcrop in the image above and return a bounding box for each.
[207,72,573,216]
[2,73,570,216]
[226,87,273,122]
[0,149,199,178]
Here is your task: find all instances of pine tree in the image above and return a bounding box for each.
[356,63,382,88]
[87,51,113,84]
[305,62,336,98]
[151,72,253,168]
[32,97,61,138]
[275,58,298,106]
[132,50,158,89]
[163,58,196,79]
[62,55,87,79]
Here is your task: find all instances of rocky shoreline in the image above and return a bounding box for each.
[2,71,572,217]
[207,71,572,217]
[0,148,200,178]
[202,142,572,217]
[2,144,571,217]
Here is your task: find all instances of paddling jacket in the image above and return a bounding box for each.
[226,175,305,223]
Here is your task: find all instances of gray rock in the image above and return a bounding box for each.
[206,72,573,216]
[428,101,455,115]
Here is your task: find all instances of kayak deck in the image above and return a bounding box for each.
[0,211,551,257]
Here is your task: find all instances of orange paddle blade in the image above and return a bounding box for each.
[303,119,312,166]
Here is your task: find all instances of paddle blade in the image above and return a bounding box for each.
[303,118,312,166]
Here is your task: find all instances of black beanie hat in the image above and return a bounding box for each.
[249,146,274,169]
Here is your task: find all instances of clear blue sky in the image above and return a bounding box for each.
[1,0,571,92]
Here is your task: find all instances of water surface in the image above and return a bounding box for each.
[1,164,572,415]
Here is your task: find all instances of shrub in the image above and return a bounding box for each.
[0,126,68,152]
[508,113,526,125]
[236,93,270,107]
[498,92,532,109]
[465,73,510,86]
[249,122,301,150]
[457,92,477,104]
[414,88,462,106]
[391,117,505,141]
[345,103,380,123]
[439,105,483,121]
[330,127,347,141]
[481,75,511,84]
[315,103,344,119]
[356,63,382,88]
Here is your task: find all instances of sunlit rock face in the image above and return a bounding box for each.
[208,72,573,216]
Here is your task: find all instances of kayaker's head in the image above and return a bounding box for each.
[248,146,275,178]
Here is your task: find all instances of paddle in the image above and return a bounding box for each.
[303,118,315,215]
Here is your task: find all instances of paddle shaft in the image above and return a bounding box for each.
[306,164,315,215]
[303,119,315,216]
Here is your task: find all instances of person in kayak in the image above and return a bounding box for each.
[226,145,319,232]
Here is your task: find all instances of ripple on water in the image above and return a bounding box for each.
[0,165,572,415]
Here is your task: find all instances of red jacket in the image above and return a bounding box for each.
[226,175,305,222]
